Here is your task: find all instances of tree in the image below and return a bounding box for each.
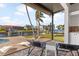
[35,10,45,37]
[56,25,64,30]
[61,25,64,30]
[24,25,32,30]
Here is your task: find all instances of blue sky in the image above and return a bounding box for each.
[0,3,64,27]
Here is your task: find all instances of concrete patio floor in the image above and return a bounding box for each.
[0,36,73,56]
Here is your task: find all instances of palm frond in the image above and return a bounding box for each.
[35,10,45,22]
[40,12,45,18]
[39,18,43,22]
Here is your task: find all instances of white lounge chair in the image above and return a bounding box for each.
[0,46,17,56]
[17,41,30,47]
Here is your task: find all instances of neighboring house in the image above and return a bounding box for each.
[24,25,32,30]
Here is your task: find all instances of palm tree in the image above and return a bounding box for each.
[26,6,35,39]
[26,5,45,39]
[35,10,45,38]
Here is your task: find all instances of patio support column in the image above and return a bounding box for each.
[60,3,70,44]
[51,12,54,40]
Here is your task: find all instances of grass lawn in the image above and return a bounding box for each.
[25,33,64,42]
[0,30,6,33]
[54,36,64,42]
[25,35,33,38]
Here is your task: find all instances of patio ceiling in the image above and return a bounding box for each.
[24,3,64,15]
[40,3,64,13]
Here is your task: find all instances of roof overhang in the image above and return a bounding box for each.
[24,3,64,15]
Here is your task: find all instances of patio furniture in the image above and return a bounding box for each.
[17,41,30,47]
[0,46,17,56]
[56,43,79,56]
[27,41,46,56]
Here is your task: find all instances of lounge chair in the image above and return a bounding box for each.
[27,41,46,56]
[17,41,30,47]
[56,43,79,56]
[0,46,17,56]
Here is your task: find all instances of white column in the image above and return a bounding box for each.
[60,3,70,44]
[64,8,70,43]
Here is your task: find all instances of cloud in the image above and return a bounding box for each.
[0,16,25,26]
[17,4,26,13]
[27,6,35,12]
[14,4,35,16]
[8,18,26,26]
[0,3,5,8]
[54,12,64,27]
[0,16,10,20]
[15,4,26,15]
[54,12,64,19]
[0,16,11,25]
[14,11,25,16]
[14,4,26,16]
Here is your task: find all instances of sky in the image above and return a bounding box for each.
[0,3,64,27]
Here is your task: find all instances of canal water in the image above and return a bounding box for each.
[0,39,9,44]
[0,32,34,37]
